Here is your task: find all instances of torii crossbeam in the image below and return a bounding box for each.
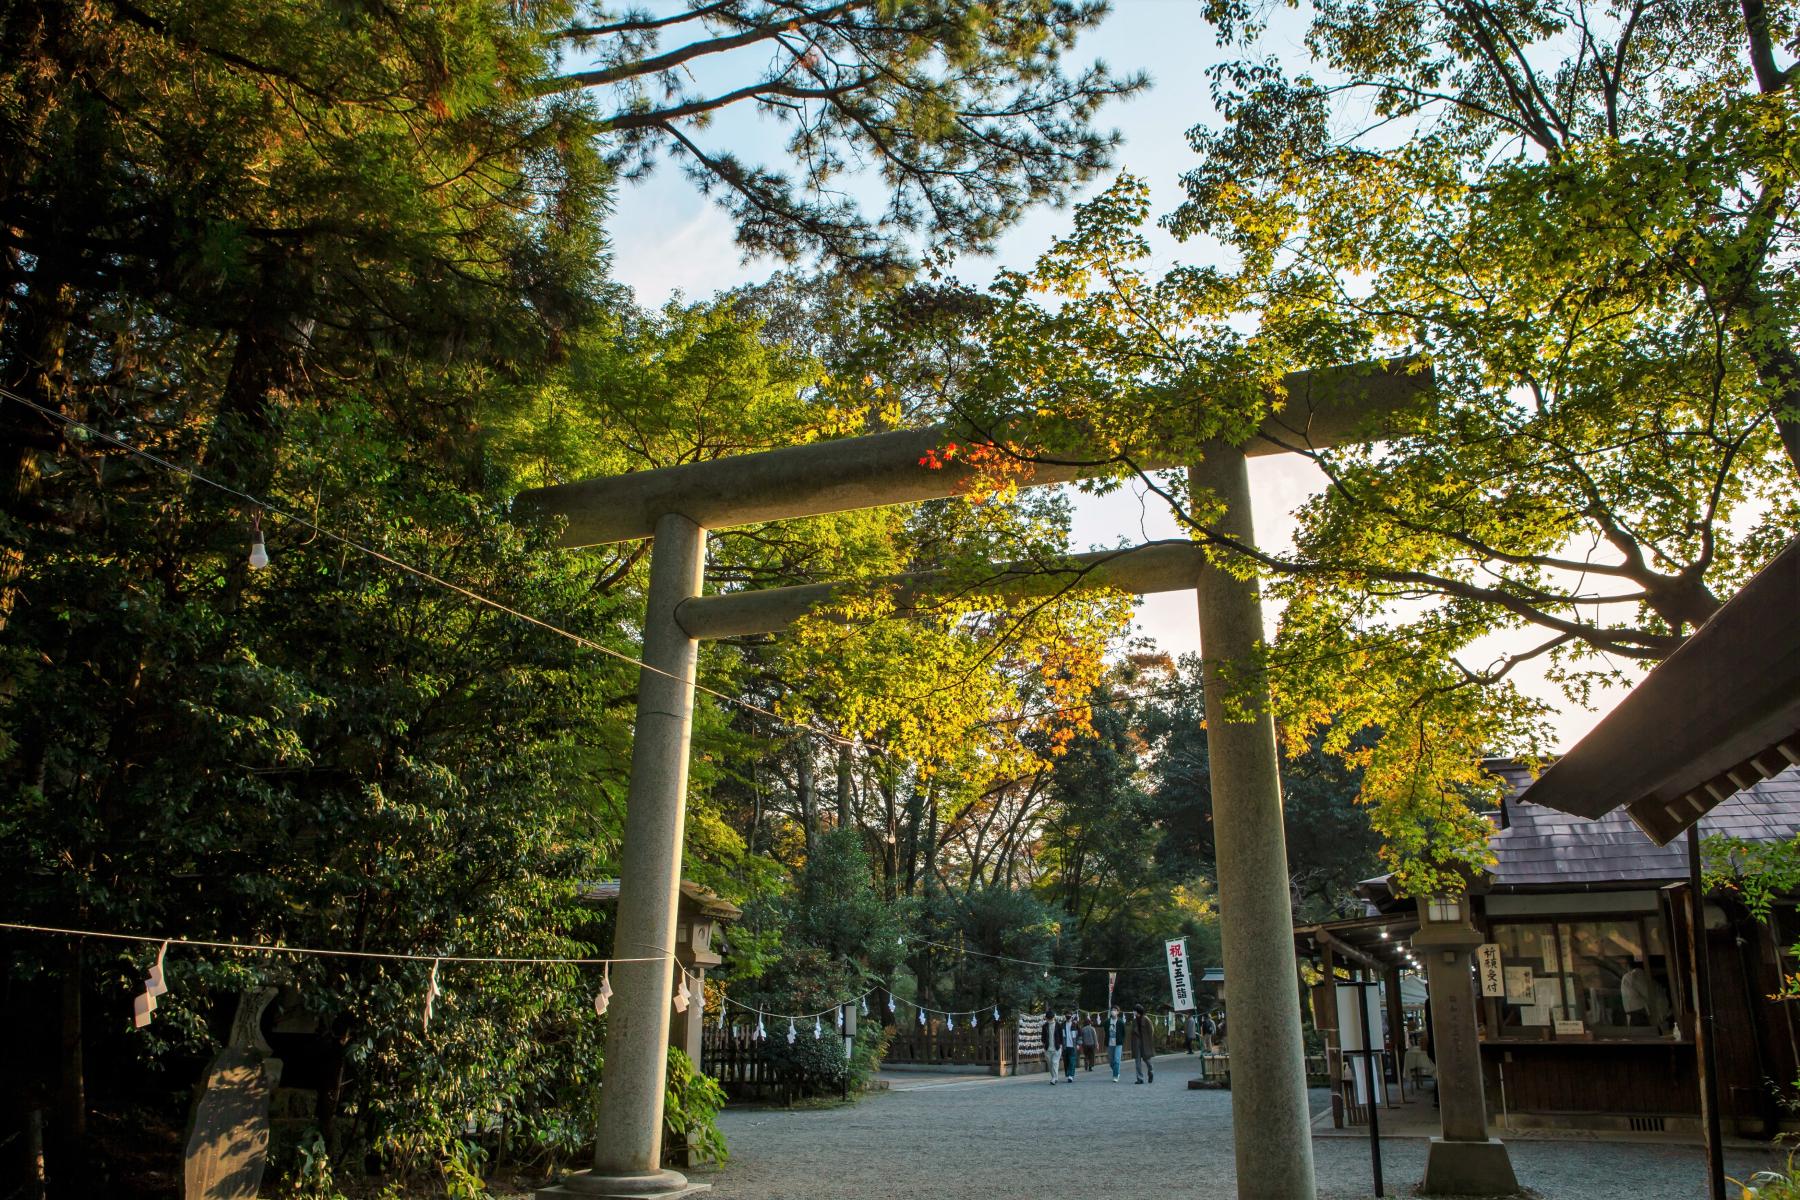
[520,362,1428,1200]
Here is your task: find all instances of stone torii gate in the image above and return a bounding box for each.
[519,363,1426,1200]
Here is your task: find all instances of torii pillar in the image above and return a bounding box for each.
[520,363,1426,1200]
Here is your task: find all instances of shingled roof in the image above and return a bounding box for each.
[1489,764,1800,889]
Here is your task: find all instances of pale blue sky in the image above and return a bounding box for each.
[600,1,1632,749]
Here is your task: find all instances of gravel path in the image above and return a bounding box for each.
[697,1053,1785,1199]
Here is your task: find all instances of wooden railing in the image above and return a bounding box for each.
[699,1026,832,1106]
[883,1018,1009,1070]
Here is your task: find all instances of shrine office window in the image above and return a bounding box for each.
[1484,916,1676,1041]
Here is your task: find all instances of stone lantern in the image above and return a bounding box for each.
[671,886,737,1064]
[578,878,740,1068]
[1412,889,1517,1195]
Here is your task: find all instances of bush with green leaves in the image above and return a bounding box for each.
[664,1047,729,1166]
[761,1027,851,1093]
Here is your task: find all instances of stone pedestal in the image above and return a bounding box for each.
[185,988,282,1200]
[1414,920,1517,1196]
[1421,1138,1519,1196]
[535,1169,710,1199]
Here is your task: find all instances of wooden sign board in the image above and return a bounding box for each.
[1504,965,1535,1004]
[1476,944,1504,997]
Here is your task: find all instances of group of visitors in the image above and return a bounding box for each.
[1041,1005,1160,1085]
[1180,1010,1222,1054]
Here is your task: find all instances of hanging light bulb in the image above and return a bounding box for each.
[247,513,270,570]
[993,1005,1001,1022]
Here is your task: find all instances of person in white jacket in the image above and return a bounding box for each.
[1042,1006,1063,1084]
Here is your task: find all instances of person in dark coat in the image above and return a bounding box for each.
[1130,1004,1156,1084]
[1042,1006,1063,1085]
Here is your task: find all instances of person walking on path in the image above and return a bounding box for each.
[1130,1005,1156,1084]
[1043,1006,1062,1085]
[1061,1010,1081,1082]
[1105,1005,1128,1081]
[1080,1014,1098,1072]
[1184,1012,1198,1054]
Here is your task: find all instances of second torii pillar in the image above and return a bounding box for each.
[542,512,710,1199]
[1191,447,1315,1200]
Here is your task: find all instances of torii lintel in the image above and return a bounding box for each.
[516,360,1428,548]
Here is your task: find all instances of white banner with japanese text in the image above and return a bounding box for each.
[1165,937,1196,1012]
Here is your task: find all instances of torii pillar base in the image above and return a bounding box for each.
[1421,1139,1519,1197]
[536,1169,710,1199]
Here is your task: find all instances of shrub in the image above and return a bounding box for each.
[761,1027,850,1093]
[664,1047,728,1166]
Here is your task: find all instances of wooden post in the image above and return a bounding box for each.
[1316,946,1345,1128]
[1354,975,1385,1197]
[1384,965,1407,1103]
[1687,827,1726,1200]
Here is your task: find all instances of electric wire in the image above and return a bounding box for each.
[0,384,870,751]
[0,920,668,965]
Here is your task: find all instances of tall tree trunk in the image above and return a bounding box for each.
[796,744,817,859]
[901,778,923,897]
[878,768,899,900]
[0,255,78,634]
[199,265,315,500]
[51,939,84,1189]
[1738,288,1800,477]
[835,742,854,831]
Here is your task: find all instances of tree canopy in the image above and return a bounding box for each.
[837,0,1800,890]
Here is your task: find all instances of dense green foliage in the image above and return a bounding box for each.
[841,0,1800,893]
[0,0,1154,1193]
[0,0,1625,1193]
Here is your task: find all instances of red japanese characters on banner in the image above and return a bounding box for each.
[1164,937,1195,1012]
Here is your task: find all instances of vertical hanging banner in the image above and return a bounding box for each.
[1165,937,1196,1012]
[1476,943,1505,998]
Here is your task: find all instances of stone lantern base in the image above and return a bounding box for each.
[535,1168,711,1199]
[1421,1137,1519,1196]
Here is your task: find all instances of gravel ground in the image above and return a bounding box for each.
[697,1053,1786,1199]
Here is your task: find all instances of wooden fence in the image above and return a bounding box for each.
[699,1026,836,1106]
[883,1019,1009,1071]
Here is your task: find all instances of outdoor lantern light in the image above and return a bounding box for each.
[1426,894,1467,924]
[689,912,717,955]
[1413,887,1482,952]
[248,515,270,570]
